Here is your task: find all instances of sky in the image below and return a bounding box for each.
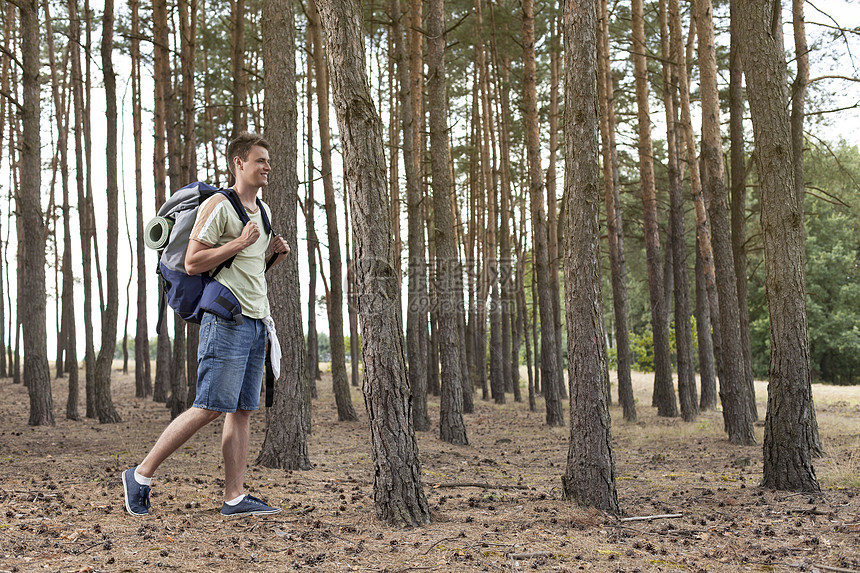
[3,0,860,360]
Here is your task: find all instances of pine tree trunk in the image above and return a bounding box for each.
[129,0,151,400]
[561,0,618,513]
[304,31,318,422]
[427,0,468,445]
[256,0,311,471]
[80,4,96,418]
[396,0,430,432]
[632,0,675,418]
[179,0,198,407]
[43,0,65,382]
[735,0,819,492]
[478,20,503,405]
[696,238,718,410]
[546,7,566,402]
[790,0,823,459]
[598,0,635,422]
[315,0,431,525]
[0,4,9,381]
[409,0,433,404]
[152,0,171,403]
[659,0,697,422]
[523,0,563,427]
[230,0,247,137]
[728,0,753,417]
[93,0,121,424]
[685,0,754,444]
[20,0,54,425]
[308,0,358,422]
[490,41,517,402]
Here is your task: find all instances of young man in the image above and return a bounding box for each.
[122,133,290,517]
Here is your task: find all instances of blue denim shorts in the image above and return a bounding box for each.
[193,313,267,413]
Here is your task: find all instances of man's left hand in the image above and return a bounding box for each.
[271,234,290,257]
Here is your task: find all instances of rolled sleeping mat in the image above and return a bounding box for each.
[144,216,174,250]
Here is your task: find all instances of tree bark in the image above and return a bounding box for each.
[304,29,319,420]
[561,0,619,514]
[728,0,753,416]
[691,0,755,443]
[427,0,468,445]
[93,0,121,424]
[20,0,54,426]
[546,6,566,402]
[660,0,697,422]
[130,0,151,400]
[315,0,431,525]
[523,0,563,427]
[257,0,311,471]
[152,0,171,403]
[597,0,635,422]
[734,0,820,492]
[631,0,675,417]
[0,4,9,381]
[43,0,80,417]
[81,2,96,418]
[308,0,358,422]
[696,237,718,410]
[179,0,199,407]
[791,0,823,459]
[396,0,430,432]
[489,41,518,403]
[230,0,247,137]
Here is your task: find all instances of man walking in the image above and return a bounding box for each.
[123,132,290,517]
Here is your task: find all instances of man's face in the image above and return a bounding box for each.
[235,145,271,188]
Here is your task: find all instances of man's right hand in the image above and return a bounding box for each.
[240,221,261,247]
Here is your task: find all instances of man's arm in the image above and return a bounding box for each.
[185,221,261,275]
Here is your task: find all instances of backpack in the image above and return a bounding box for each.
[146,182,274,333]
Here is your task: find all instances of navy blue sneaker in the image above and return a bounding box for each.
[122,467,151,516]
[220,494,281,517]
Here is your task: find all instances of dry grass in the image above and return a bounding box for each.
[0,364,857,573]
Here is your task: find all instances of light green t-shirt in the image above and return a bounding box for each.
[190,193,272,319]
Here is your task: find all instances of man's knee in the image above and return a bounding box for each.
[227,409,253,423]
[190,406,223,424]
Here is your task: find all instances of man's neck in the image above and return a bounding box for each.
[232,183,259,209]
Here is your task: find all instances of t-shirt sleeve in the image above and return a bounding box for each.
[191,195,229,247]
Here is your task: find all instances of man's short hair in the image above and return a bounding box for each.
[226,132,270,176]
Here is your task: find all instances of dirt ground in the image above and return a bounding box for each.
[0,364,858,573]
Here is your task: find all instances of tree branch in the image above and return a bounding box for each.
[805,100,860,116]
[809,75,860,84]
[0,44,23,70]
[0,89,23,112]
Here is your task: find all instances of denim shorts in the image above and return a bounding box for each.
[193,312,267,413]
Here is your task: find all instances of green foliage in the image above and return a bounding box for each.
[746,141,860,384]
[630,328,654,372]
[803,142,860,384]
[114,337,158,360]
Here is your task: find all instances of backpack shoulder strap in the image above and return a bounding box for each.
[215,188,251,224]
[256,198,274,235]
[256,199,281,272]
[209,188,251,278]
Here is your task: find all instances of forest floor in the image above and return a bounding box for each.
[0,364,858,573]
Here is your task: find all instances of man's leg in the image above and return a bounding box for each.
[222,409,252,500]
[123,406,221,516]
[138,407,222,477]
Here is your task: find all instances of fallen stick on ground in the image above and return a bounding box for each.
[814,565,860,573]
[619,513,683,522]
[430,482,531,490]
